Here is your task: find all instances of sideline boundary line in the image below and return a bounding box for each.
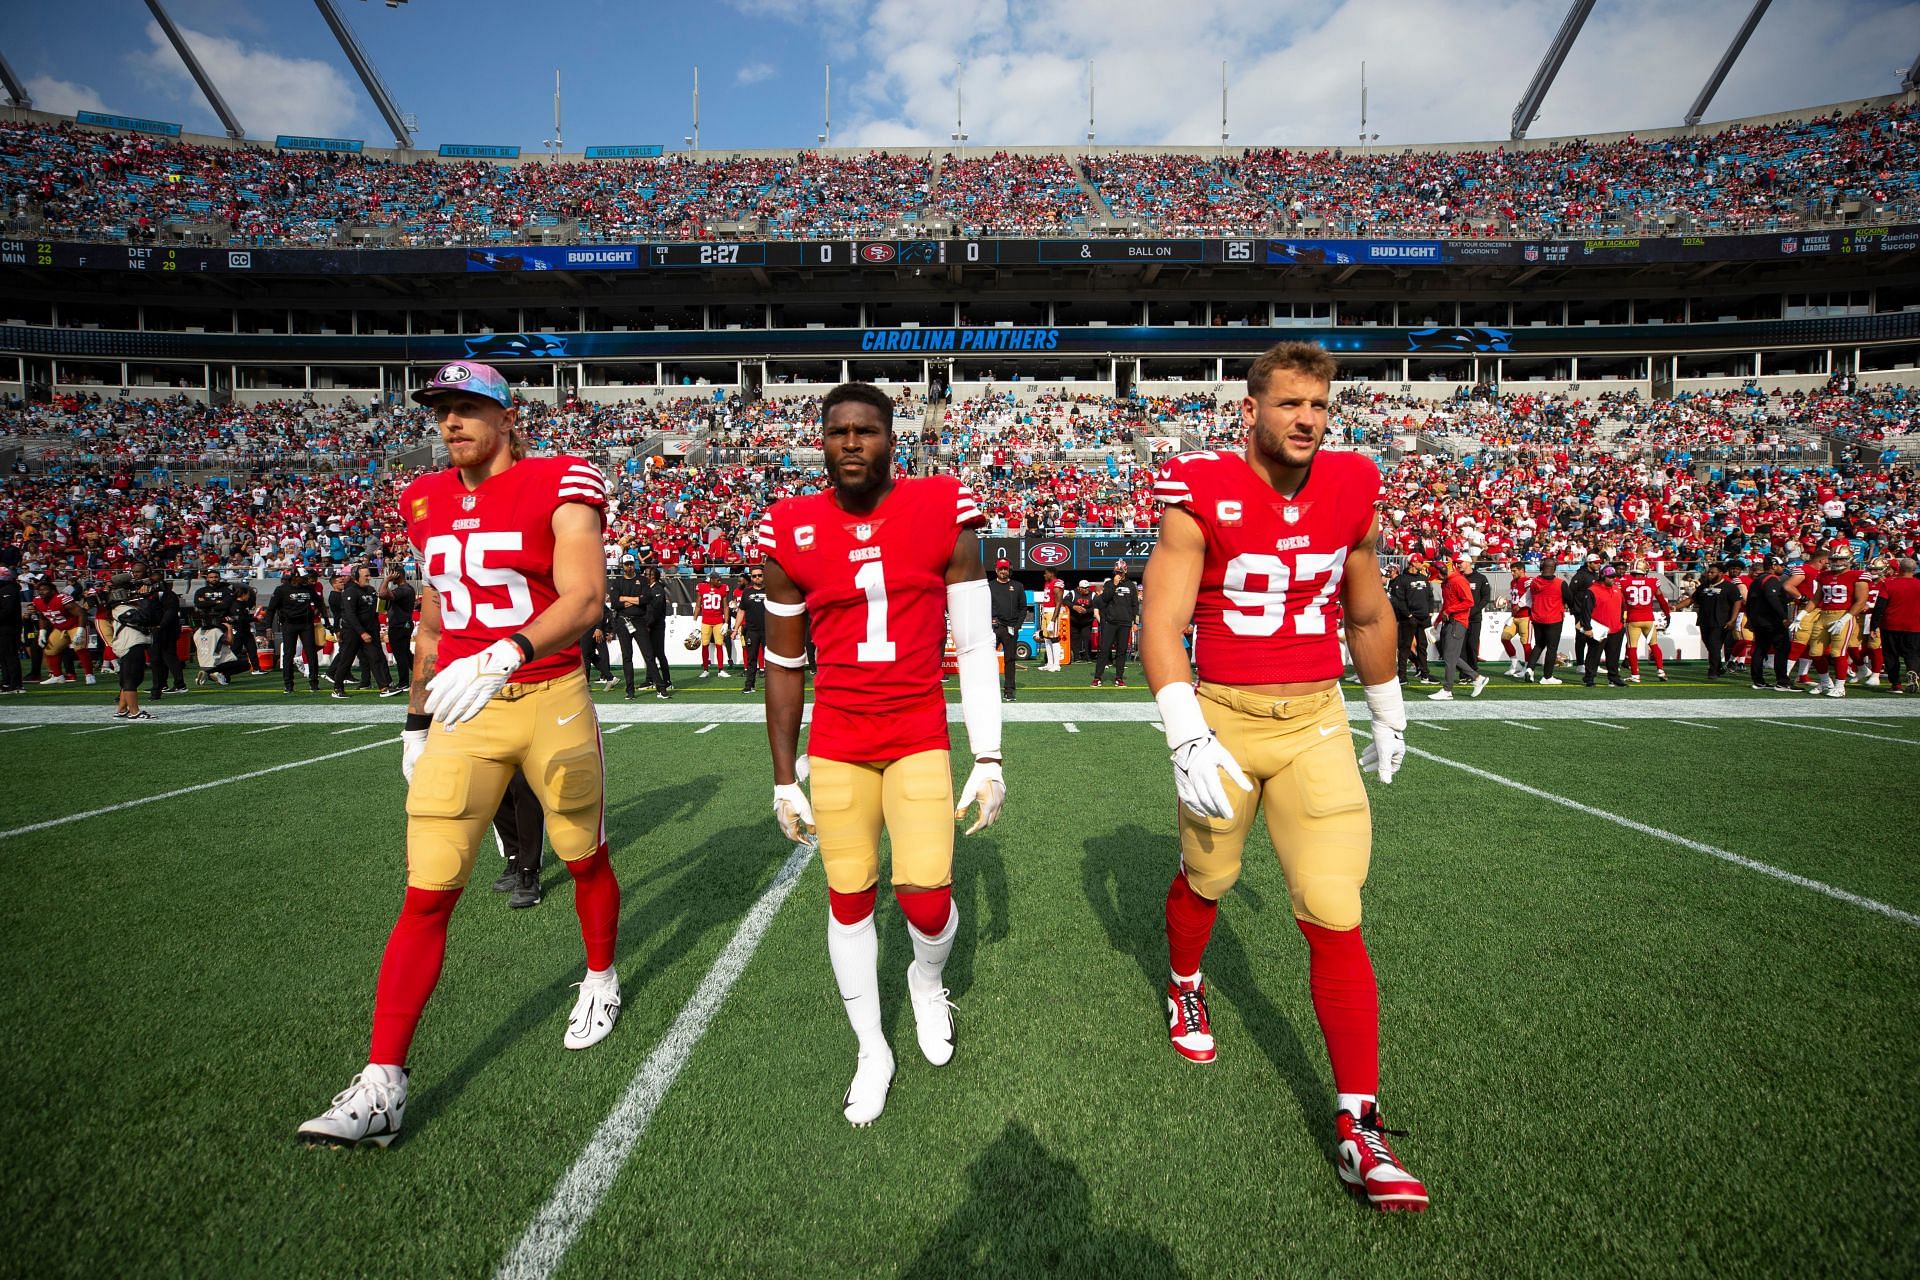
[1351,727,1918,929]
[495,843,813,1280]
[0,736,399,840]
[1756,718,1920,746]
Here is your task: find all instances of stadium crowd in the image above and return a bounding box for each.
[5,100,1914,246]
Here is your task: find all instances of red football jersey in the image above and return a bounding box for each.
[33,592,81,630]
[1509,577,1532,617]
[1621,573,1667,621]
[1152,449,1381,685]
[1816,569,1862,612]
[697,583,728,623]
[1787,566,1821,606]
[402,454,608,684]
[758,475,984,763]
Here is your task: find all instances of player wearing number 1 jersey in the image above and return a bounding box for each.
[300,362,622,1148]
[759,383,1006,1127]
[1142,341,1426,1210]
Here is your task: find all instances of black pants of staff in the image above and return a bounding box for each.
[1465,611,1484,673]
[118,643,149,692]
[1528,620,1564,680]
[329,629,390,690]
[493,771,545,878]
[1573,627,1591,672]
[1396,617,1432,681]
[1072,618,1093,663]
[1583,631,1625,686]
[1094,623,1131,684]
[0,624,19,690]
[149,625,185,696]
[1750,621,1789,687]
[1884,630,1920,689]
[993,623,1018,697]
[741,632,766,692]
[612,619,642,694]
[279,622,320,691]
[1700,624,1728,678]
[582,630,611,681]
[388,625,413,691]
[229,623,258,676]
[644,621,672,689]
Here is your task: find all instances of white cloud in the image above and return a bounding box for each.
[23,75,108,117]
[733,0,1920,147]
[736,62,777,86]
[127,20,375,141]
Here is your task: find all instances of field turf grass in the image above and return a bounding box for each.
[1,665,1916,1278]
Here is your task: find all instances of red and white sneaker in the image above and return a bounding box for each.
[1335,1104,1428,1211]
[1166,977,1216,1063]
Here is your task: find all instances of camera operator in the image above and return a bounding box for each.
[104,567,156,720]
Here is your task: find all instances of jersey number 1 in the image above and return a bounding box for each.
[853,560,897,662]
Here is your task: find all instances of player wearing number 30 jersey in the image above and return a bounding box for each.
[299,361,623,1149]
[1143,341,1426,1210]
[759,382,1005,1128]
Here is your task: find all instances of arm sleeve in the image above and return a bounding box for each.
[946,578,1002,761]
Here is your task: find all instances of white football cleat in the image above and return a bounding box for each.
[1825,683,1847,699]
[298,1065,407,1148]
[564,971,622,1050]
[1426,688,1453,700]
[1628,673,1641,683]
[906,963,956,1067]
[1539,676,1563,686]
[1469,675,1489,698]
[1866,672,1881,687]
[842,1046,895,1126]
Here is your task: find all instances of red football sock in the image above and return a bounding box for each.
[45,652,63,679]
[1651,648,1665,671]
[1626,649,1639,676]
[1501,636,1515,658]
[1871,648,1885,674]
[1832,653,1850,681]
[1165,873,1219,978]
[1297,919,1380,1097]
[1790,640,1808,662]
[563,845,621,971]
[828,885,877,925]
[895,884,953,935]
[369,885,461,1064]
[73,645,93,675]
[1814,655,1829,675]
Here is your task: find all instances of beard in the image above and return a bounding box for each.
[1253,420,1318,469]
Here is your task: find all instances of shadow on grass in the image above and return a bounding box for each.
[1080,823,1333,1152]
[404,775,788,1135]
[899,1119,1185,1279]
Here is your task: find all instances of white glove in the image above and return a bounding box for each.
[1357,680,1407,785]
[773,782,815,844]
[401,728,427,783]
[1827,615,1851,637]
[423,638,524,726]
[1171,735,1253,820]
[955,761,1005,835]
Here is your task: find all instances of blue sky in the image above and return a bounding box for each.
[10,0,1920,150]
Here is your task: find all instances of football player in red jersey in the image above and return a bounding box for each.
[1808,540,1866,698]
[696,575,731,678]
[31,579,96,685]
[300,362,623,1148]
[1500,558,1533,680]
[1141,342,1425,1211]
[758,383,1005,1127]
[1784,548,1826,685]
[1619,557,1671,683]
[1853,557,1888,688]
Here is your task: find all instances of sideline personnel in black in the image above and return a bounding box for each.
[229,580,260,675]
[1388,559,1433,683]
[382,569,416,693]
[1691,563,1739,679]
[1465,558,1491,674]
[1567,553,1599,671]
[639,565,673,696]
[609,560,646,697]
[1744,556,1792,688]
[988,557,1028,701]
[1092,560,1139,687]
[265,566,323,693]
[738,566,769,692]
[328,565,394,697]
[488,771,546,909]
[0,565,21,693]
[146,575,184,698]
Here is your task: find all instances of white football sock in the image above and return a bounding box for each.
[585,965,616,985]
[1792,658,1809,678]
[1171,967,1202,988]
[907,902,958,986]
[364,1062,406,1085]
[1337,1091,1376,1119]
[827,911,886,1054]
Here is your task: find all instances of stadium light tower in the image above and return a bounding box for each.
[314,0,413,149]
[1903,47,1920,92]
[820,64,830,146]
[687,65,700,151]
[544,69,563,162]
[1220,61,1229,151]
[143,0,245,139]
[1509,0,1598,140]
[952,62,967,147]
[1684,0,1773,127]
[1087,60,1095,144]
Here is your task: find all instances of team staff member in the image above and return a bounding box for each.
[1576,564,1627,688]
[1878,557,1920,693]
[1091,561,1139,687]
[736,565,768,693]
[102,568,155,720]
[1464,557,1491,675]
[988,557,1028,701]
[489,772,546,909]
[1429,554,1487,700]
[1070,581,1094,663]
[230,579,261,675]
[608,560,647,697]
[145,576,184,698]
[383,569,417,693]
[1745,556,1793,689]
[1525,560,1568,685]
[639,564,673,696]
[1387,559,1433,683]
[0,566,23,693]
[300,360,624,1148]
[1690,563,1739,680]
[1143,339,1425,1210]
[266,565,323,694]
[1567,553,1600,671]
[330,565,397,698]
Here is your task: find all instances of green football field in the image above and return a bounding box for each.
[1,663,1916,1279]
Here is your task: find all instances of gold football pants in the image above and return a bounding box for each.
[1807,610,1857,657]
[404,669,605,890]
[809,749,955,894]
[1178,684,1372,931]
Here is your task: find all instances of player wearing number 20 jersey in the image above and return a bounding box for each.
[300,362,622,1150]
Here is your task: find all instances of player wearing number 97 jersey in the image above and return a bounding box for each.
[758,382,1005,1128]
[299,361,623,1149]
[1142,340,1426,1210]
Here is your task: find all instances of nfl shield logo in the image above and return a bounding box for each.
[1523,245,1540,262]
[855,523,873,541]
[1780,237,1798,254]
[460,494,477,512]
[1282,504,1301,524]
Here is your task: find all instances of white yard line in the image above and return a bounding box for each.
[71,724,129,735]
[0,736,399,841]
[0,724,44,735]
[1581,720,1627,731]
[157,725,213,736]
[602,724,632,736]
[1755,719,1919,746]
[1670,721,1717,730]
[1502,720,1542,731]
[1350,726,1918,929]
[1062,722,1078,733]
[1416,721,1452,731]
[243,724,293,735]
[495,843,814,1280]
[695,723,718,734]
[331,724,382,735]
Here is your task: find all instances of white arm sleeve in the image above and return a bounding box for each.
[946,577,1002,761]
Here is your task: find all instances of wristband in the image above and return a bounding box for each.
[1154,682,1213,752]
[1361,679,1407,732]
[405,712,431,732]
[507,632,535,662]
